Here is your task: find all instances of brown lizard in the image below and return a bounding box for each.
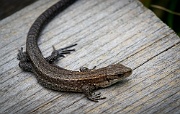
[17,0,132,102]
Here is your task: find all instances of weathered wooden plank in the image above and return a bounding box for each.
[0,0,56,46]
[78,43,180,114]
[121,70,180,114]
[0,0,180,114]
[143,90,180,114]
[167,105,180,114]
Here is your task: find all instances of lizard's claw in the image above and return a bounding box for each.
[88,92,106,102]
[55,43,77,56]
[17,47,24,60]
[17,47,30,62]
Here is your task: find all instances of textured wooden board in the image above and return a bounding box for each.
[0,0,180,114]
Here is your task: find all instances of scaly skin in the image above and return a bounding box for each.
[17,0,132,102]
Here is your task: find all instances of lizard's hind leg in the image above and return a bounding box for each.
[17,47,33,72]
[46,44,77,64]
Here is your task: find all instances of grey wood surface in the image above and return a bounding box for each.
[0,0,180,114]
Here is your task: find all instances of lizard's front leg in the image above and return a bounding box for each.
[82,85,106,102]
[80,66,96,72]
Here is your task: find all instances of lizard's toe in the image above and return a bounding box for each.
[88,92,106,102]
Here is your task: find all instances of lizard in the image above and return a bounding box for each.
[17,0,132,102]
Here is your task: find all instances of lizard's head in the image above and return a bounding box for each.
[107,63,132,78]
[99,63,132,88]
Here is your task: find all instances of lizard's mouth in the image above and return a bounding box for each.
[116,70,132,79]
[124,70,132,77]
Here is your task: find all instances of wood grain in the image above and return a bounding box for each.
[0,0,179,113]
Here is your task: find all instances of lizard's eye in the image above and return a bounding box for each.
[117,74,123,77]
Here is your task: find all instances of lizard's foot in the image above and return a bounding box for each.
[17,47,33,72]
[17,47,30,62]
[80,66,96,72]
[87,92,106,102]
[46,44,77,63]
[82,85,106,102]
